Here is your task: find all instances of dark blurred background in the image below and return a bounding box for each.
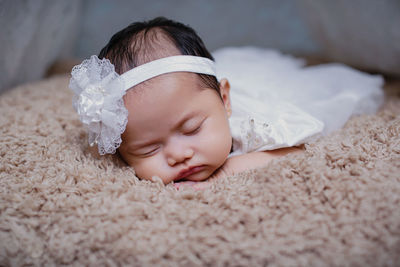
[1,0,399,93]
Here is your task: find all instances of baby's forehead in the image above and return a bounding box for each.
[124,72,202,100]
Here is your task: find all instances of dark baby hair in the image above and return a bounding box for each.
[98,17,220,94]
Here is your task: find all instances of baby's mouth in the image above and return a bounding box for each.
[174,165,206,181]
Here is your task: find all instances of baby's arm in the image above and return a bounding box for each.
[174,146,303,190]
[211,146,303,179]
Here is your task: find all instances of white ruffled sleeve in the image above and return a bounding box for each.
[228,90,323,156]
[213,46,383,156]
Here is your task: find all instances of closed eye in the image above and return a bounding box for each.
[184,123,202,136]
[136,147,160,157]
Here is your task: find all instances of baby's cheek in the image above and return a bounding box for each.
[133,156,171,183]
[201,124,231,166]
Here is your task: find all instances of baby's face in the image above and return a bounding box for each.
[118,72,232,184]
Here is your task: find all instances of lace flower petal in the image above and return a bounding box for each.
[69,55,128,155]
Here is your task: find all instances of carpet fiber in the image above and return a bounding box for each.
[0,75,399,266]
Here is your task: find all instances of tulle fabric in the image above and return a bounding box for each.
[213,47,384,156]
[69,56,128,155]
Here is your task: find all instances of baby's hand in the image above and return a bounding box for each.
[210,147,303,179]
[173,153,266,191]
[174,147,302,190]
[173,181,211,190]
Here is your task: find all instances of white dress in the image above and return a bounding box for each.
[212,47,384,156]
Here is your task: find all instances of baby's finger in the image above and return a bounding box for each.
[173,181,196,190]
[192,181,211,190]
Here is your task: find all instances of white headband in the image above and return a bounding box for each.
[69,55,216,155]
[121,55,216,90]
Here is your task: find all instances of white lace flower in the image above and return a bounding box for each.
[69,55,128,155]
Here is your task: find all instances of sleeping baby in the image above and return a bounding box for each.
[69,17,383,188]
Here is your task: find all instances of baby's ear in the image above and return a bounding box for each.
[219,78,232,117]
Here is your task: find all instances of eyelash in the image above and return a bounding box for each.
[139,147,159,157]
[184,124,202,136]
[135,121,204,157]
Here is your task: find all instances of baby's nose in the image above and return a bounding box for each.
[166,145,194,166]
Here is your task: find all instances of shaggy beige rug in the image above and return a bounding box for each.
[0,74,399,266]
